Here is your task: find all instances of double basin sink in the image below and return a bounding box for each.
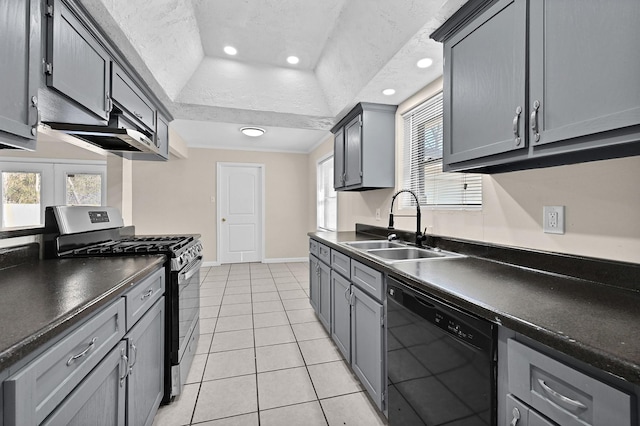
[342,240,464,264]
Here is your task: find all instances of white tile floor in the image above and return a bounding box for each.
[153,262,388,426]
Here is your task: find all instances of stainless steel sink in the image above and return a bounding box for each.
[344,240,405,250]
[367,247,447,260]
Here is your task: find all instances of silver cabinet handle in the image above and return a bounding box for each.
[129,342,137,375]
[510,407,521,426]
[531,100,541,142]
[513,106,522,146]
[134,111,143,119]
[119,347,129,387]
[537,378,587,411]
[344,286,351,303]
[31,96,39,136]
[140,289,154,300]
[67,337,97,366]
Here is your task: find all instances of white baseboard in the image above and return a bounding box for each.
[202,258,307,267]
[262,257,308,264]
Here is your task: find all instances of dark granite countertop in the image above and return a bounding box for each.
[0,255,165,372]
[309,230,640,385]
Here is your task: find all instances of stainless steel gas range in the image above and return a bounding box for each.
[43,206,202,404]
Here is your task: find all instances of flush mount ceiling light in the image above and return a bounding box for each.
[224,46,237,56]
[382,89,396,96]
[417,57,434,68]
[286,56,300,65]
[240,127,266,137]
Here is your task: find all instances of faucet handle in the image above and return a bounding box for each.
[387,233,398,241]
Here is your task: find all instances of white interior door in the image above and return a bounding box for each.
[217,163,264,264]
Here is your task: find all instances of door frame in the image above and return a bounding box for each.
[216,162,266,264]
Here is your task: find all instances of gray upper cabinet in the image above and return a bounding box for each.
[333,127,345,188]
[344,116,363,187]
[45,0,111,121]
[0,0,40,150]
[331,103,397,191]
[111,63,155,132]
[155,113,170,160]
[528,1,640,152]
[442,0,527,169]
[432,0,640,173]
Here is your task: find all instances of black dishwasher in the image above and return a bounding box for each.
[387,277,496,425]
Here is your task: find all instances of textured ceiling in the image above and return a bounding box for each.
[79,0,467,153]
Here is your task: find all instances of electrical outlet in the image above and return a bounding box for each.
[375,208,381,221]
[543,206,565,234]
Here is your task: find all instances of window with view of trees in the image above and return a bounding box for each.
[0,160,106,229]
[401,92,482,209]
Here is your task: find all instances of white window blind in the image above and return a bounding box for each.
[401,92,482,208]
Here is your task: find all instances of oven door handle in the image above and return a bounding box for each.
[179,256,203,284]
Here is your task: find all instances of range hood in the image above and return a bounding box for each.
[45,114,160,156]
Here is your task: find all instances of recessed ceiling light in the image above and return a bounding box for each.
[224,46,237,56]
[382,89,396,96]
[417,57,433,68]
[286,56,300,65]
[240,127,266,137]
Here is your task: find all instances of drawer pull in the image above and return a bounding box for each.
[66,337,97,366]
[129,342,138,375]
[141,289,154,300]
[538,378,587,411]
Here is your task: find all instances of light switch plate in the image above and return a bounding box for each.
[543,206,565,234]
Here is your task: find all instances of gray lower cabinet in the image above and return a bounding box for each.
[309,255,320,312]
[45,0,111,121]
[309,252,331,331]
[433,0,640,173]
[0,0,40,150]
[41,341,127,426]
[3,267,165,426]
[124,297,164,426]
[351,285,385,411]
[318,261,331,331]
[330,271,351,362]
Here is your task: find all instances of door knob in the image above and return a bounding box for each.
[222,218,226,222]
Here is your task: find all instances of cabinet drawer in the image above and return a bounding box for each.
[111,63,155,130]
[330,250,350,278]
[318,243,331,265]
[507,339,633,426]
[4,299,126,425]
[350,260,383,301]
[124,267,165,331]
[309,239,319,257]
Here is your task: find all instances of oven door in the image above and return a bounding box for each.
[176,256,202,362]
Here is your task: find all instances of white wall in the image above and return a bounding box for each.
[131,147,309,264]
[308,78,640,263]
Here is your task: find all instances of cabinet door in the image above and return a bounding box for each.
[111,63,155,131]
[155,113,170,159]
[126,298,164,426]
[344,115,362,187]
[318,261,331,332]
[333,127,345,189]
[0,0,39,149]
[529,1,640,150]
[309,256,320,312]
[41,341,127,426]
[443,0,527,169]
[46,0,111,120]
[351,286,384,410]
[330,271,351,362]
